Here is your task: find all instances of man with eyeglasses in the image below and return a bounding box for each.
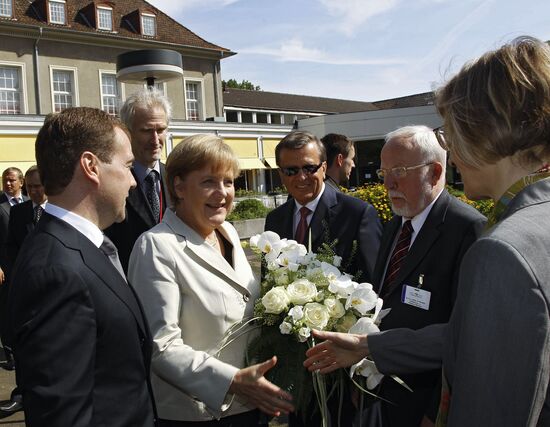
[363,125,486,427]
[265,130,382,426]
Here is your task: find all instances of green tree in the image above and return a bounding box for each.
[223,78,261,91]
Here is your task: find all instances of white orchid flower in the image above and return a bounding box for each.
[350,358,384,390]
[320,261,342,281]
[328,275,355,298]
[349,316,380,335]
[346,286,379,315]
[251,231,280,253]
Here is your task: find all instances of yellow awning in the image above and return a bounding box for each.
[264,157,278,168]
[262,138,280,159]
[225,138,259,158]
[239,158,266,170]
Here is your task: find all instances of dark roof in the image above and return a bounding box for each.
[223,88,378,114]
[6,0,232,54]
[372,91,435,110]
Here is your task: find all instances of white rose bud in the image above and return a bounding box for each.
[303,302,331,330]
[332,255,342,267]
[262,286,290,314]
[279,321,292,335]
[286,279,318,305]
[297,326,311,342]
[288,306,304,322]
[324,297,346,319]
[335,312,358,332]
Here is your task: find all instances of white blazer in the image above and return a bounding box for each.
[128,208,259,421]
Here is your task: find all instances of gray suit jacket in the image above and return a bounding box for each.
[444,178,550,426]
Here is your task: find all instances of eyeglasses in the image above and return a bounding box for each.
[376,163,433,180]
[433,126,448,151]
[280,163,324,177]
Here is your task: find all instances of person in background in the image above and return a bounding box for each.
[321,133,356,190]
[105,87,171,273]
[265,130,382,283]
[129,134,294,427]
[305,35,550,427]
[0,165,48,415]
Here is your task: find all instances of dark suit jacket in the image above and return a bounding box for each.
[4,200,35,278]
[265,184,382,282]
[8,213,156,426]
[0,193,29,270]
[371,190,486,426]
[105,164,170,273]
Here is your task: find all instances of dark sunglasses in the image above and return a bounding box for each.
[280,163,323,177]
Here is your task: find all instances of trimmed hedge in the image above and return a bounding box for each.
[228,198,271,221]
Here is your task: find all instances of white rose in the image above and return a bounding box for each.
[286,279,318,305]
[279,321,292,335]
[303,302,330,330]
[335,312,358,332]
[262,286,290,314]
[324,297,345,319]
[298,326,311,342]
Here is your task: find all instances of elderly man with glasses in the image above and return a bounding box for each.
[264,130,382,426]
[361,125,486,427]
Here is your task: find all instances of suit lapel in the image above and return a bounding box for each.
[41,214,147,336]
[164,210,252,298]
[309,185,337,250]
[384,191,450,298]
[373,217,401,292]
[127,169,156,227]
[0,201,10,216]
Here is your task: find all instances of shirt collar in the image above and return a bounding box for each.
[45,203,104,248]
[133,160,161,185]
[402,188,444,238]
[487,171,550,227]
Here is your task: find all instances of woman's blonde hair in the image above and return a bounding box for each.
[436,36,550,168]
[166,134,240,205]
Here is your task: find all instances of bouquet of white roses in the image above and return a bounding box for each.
[247,231,388,425]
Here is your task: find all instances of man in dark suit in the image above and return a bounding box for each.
[8,107,156,426]
[0,167,27,284]
[0,165,47,415]
[264,130,382,426]
[321,133,356,191]
[369,125,486,427]
[0,167,28,372]
[105,88,171,273]
[266,131,381,282]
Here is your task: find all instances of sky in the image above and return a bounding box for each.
[147,0,550,102]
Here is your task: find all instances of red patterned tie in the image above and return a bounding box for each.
[294,206,311,244]
[382,220,413,298]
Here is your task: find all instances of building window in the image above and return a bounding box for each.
[97,6,113,31]
[51,68,77,112]
[0,66,21,114]
[185,81,203,121]
[49,0,66,24]
[0,0,12,17]
[141,13,156,36]
[100,72,119,115]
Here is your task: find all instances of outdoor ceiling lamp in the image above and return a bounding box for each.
[116,49,183,87]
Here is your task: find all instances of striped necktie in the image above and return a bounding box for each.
[381,220,413,298]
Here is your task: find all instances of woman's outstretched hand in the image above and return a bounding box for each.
[229,356,294,416]
[303,329,370,374]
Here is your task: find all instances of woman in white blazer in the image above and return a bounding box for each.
[129,134,294,427]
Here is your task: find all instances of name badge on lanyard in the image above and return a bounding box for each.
[401,285,431,310]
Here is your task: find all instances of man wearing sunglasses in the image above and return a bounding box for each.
[265,130,382,426]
